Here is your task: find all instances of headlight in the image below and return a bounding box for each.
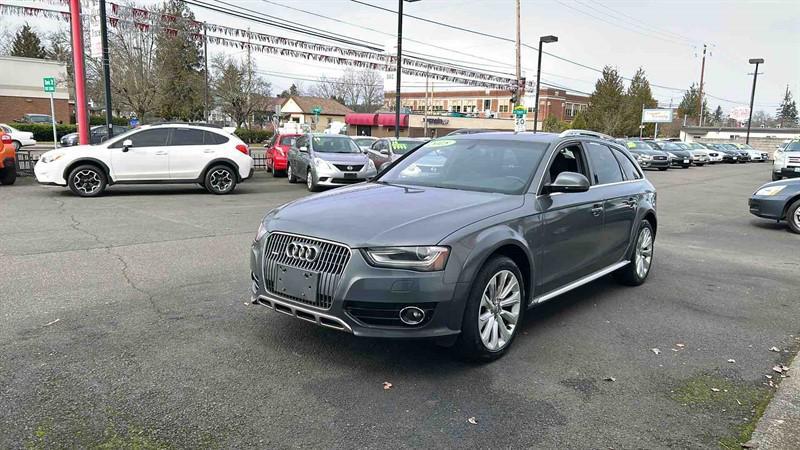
[313,157,335,171]
[367,159,376,170]
[754,185,786,196]
[40,152,64,163]
[363,246,449,271]
[640,154,652,160]
[254,221,268,242]
[667,152,677,158]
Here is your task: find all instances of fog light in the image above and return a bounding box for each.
[399,306,425,325]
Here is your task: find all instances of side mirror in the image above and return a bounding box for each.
[122,139,133,152]
[299,146,308,153]
[546,172,590,194]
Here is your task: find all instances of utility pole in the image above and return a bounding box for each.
[746,58,764,145]
[423,68,429,138]
[697,44,706,127]
[99,0,114,138]
[515,0,523,100]
[203,22,209,122]
[639,103,644,138]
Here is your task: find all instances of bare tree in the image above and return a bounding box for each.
[108,22,159,121]
[356,69,384,112]
[310,68,383,112]
[212,55,271,128]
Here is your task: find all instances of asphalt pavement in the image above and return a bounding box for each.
[1,162,798,449]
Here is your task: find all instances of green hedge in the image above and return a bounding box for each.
[89,115,129,126]
[235,128,273,144]
[11,123,77,141]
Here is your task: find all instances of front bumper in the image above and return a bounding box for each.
[249,237,465,339]
[314,165,377,187]
[33,161,67,185]
[670,157,691,167]
[775,166,800,178]
[639,158,670,169]
[749,196,788,220]
[692,156,710,164]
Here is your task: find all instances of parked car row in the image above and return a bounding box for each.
[614,138,772,172]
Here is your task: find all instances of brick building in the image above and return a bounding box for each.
[384,87,589,122]
[0,56,70,124]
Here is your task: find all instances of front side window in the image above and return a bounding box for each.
[108,128,170,148]
[311,136,360,153]
[279,136,297,146]
[547,144,589,185]
[379,138,548,194]
[586,142,624,185]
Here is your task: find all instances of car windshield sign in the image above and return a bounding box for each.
[378,138,548,194]
[312,136,360,153]
[391,140,425,155]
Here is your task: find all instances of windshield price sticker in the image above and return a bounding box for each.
[426,139,456,148]
[391,142,408,150]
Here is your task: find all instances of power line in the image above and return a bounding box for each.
[579,0,697,45]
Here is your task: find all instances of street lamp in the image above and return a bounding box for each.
[532,35,558,133]
[394,0,421,139]
[746,58,764,145]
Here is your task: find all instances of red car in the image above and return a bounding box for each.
[265,133,301,176]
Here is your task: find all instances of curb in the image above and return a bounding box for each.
[745,346,800,449]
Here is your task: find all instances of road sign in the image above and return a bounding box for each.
[513,105,527,118]
[129,117,139,128]
[514,116,526,133]
[311,106,322,115]
[43,77,56,93]
[642,108,673,123]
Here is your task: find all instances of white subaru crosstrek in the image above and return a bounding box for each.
[35,123,254,197]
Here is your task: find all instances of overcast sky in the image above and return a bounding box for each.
[6,0,799,115]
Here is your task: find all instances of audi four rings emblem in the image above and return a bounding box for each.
[286,242,321,262]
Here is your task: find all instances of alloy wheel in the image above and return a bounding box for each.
[73,169,101,195]
[307,171,313,189]
[635,227,653,278]
[478,270,521,352]
[287,165,293,181]
[793,207,800,230]
[209,168,233,192]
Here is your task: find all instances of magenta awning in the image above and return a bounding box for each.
[345,113,378,126]
[377,113,409,128]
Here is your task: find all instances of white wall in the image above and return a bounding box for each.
[0,56,69,100]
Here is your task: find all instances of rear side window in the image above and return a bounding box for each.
[612,148,642,180]
[171,128,205,146]
[204,131,229,145]
[110,129,170,148]
[586,142,624,185]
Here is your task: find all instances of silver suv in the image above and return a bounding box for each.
[286,134,377,191]
[252,132,657,360]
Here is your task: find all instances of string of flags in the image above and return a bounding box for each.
[0,1,526,90]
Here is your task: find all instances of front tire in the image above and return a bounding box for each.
[613,220,654,286]
[204,165,237,195]
[67,164,107,197]
[0,166,16,185]
[786,200,800,234]
[454,256,525,362]
[306,170,320,192]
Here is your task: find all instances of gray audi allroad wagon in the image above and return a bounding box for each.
[250,131,657,360]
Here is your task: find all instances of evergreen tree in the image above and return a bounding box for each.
[279,84,299,98]
[776,87,799,127]
[570,110,588,129]
[10,24,47,59]
[623,68,658,136]
[154,0,205,121]
[677,83,709,125]
[584,66,626,136]
[711,105,723,126]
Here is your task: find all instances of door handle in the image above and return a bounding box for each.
[591,204,604,216]
[623,197,636,208]
[203,149,215,153]
[154,151,168,156]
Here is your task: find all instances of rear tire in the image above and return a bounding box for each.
[454,256,525,362]
[786,200,800,235]
[12,140,21,151]
[204,165,237,195]
[613,220,654,286]
[0,166,16,185]
[67,164,106,197]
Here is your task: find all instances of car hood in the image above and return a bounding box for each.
[314,152,369,165]
[265,182,524,247]
[668,149,691,157]
[755,178,800,191]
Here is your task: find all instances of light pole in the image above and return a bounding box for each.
[394,0,420,139]
[746,58,763,145]
[532,35,557,133]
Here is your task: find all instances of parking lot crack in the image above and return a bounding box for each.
[108,249,166,318]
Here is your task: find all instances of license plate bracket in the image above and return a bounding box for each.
[343,172,357,179]
[275,264,318,301]
[794,167,800,173]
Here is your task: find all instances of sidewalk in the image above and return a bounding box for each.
[745,346,800,449]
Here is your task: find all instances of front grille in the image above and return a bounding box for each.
[653,155,667,160]
[263,232,351,310]
[330,177,364,184]
[333,164,364,172]
[789,157,800,164]
[344,301,436,327]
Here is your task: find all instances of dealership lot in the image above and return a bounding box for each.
[1,163,798,448]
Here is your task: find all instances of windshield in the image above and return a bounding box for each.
[28,115,51,123]
[279,136,297,146]
[377,138,548,195]
[624,141,656,150]
[674,143,691,150]
[659,142,681,151]
[353,138,376,146]
[689,143,705,149]
[390,140,426,155]
[785,141,800,151]
[737,144,754,149]
[311,136,360,153]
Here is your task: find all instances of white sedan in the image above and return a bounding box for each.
[0,123,37,150]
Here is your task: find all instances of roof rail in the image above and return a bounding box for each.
[148,121,224,129]
[559,129,614,140]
